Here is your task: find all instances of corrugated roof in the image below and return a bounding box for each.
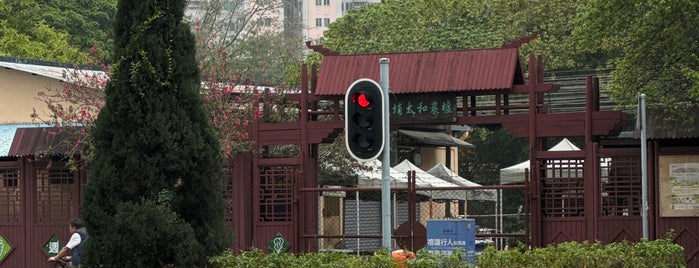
[1,124,36,156]
[8,127,78,157]
[0,124,53,156]
[634,106,699,139]
[0,60,72,81]
[0,57,107,83]
[315,48,523,96]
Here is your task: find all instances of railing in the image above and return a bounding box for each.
[299,184,528,254]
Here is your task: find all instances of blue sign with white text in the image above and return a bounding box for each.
[426,219,476,262]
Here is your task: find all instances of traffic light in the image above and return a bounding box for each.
[345,79,385,161]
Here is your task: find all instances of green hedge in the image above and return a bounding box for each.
[477,237,685,268]
[209,238,685,268]
[209,248,392,268]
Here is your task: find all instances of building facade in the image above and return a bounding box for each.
[184,0,381,44]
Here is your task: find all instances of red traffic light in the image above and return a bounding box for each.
[345,78,385,161]
[352,93,372,108]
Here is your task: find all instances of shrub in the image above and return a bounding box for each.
[209,248,369,268]
[477,237,685,268]
[209,247,474,268]
[102,200,202,267]
[210,237,686,268]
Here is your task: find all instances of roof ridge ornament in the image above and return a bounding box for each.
[501,32,539,49]
[305,41,340,56]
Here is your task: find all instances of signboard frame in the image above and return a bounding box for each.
[0,234,13,265]
[659,155,699,217]
[426,219,476,262]
[390,93,457,124]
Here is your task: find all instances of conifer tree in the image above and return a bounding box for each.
[81,0,233,266]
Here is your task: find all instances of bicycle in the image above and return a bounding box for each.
[49,256,71,268]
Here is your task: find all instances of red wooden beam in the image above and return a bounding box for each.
[256,121,344,145]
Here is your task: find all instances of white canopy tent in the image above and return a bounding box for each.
[355,159,412,188]
[393,159,468,201]
[499,138,581,185]
[426,162,497,201]
[355,160,465,200]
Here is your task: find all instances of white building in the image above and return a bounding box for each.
[303,0,380,41]
[185,0,381,44]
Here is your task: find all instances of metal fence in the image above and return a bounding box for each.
[301,183,528,254]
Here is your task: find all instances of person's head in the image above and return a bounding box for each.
[69,218,85,232]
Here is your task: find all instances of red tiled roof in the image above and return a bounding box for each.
[315,48,523,96]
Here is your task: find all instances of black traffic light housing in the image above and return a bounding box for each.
[345,78,385,161]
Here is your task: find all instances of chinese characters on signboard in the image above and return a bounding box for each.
[659,155,699,217]
[426,219,475,262]
[43,235,63,257]
[390,93,457,124]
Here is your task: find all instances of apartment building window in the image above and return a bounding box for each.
[343,2,366,11]
[316,0,321,5]
[188,1,202,9]
[324,18,330,26]
[260,18,272,27]
[236,18,245,31]
[324,0,330,5]
[316,18,322,27]
[223,0,235,10]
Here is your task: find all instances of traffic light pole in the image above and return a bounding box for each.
[379,58,391,250]
[639,94,648,239]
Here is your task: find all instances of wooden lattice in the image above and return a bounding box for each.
[601,156,641,216]
[35,168,75,223]
[0,168,20,224]
[541,159,585,217]
[258,166,296,222]
[222,167,235,223]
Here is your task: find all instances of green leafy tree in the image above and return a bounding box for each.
[0,0,85,62]
[232,30,304,86]
[486,0,616,70]
[460,127,528,230]
[574,0,699,122]
[323,0,505,54]
[322,0,614,70]
[191,0,305,86]
[460,127,528,186]
[81,0,233,266]
[37,0,117,57]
